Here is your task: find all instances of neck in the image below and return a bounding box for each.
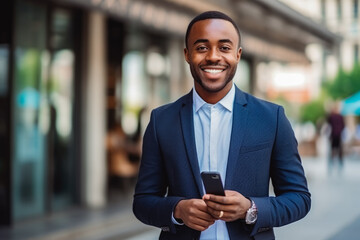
[194,82,233,104]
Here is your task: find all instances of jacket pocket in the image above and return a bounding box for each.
[240,141,272,154]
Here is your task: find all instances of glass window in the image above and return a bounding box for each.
[48,8,76,211]
[354,0,359,19]
[12,0,47,220]
[121,51,146,136]
[12,0,78,220]
[146,50,170,105]
[321,0,326,21]
[337,0,342,20]
[0,46,8,96]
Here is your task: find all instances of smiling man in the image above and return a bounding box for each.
[133,11,311,240]
[185,17,240,103]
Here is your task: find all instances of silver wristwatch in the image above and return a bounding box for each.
[245,200,258,224]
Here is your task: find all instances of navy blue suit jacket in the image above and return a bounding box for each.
[133,86,311,240]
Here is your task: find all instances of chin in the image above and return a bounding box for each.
[201,81,230,93]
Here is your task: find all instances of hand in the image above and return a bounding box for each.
[174,199,216,231]
[203,190,251,222]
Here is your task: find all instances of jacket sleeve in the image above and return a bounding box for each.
[133,110,184,233]
[250,106,311,236]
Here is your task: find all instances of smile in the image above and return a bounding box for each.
[203,69,224,74]
[201,65,227,74]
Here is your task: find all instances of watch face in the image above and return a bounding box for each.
[248,211,257,221]
[246,207,258,224]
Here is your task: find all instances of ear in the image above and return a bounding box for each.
[184,48,190,63]
[236,47,242,62]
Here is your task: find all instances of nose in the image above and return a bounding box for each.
[205,48,221,62]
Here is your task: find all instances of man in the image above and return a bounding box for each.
[327,104,345,170]
[133,11,310,240]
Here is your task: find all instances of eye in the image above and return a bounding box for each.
[196,46,208,52]
[220,46,231,51]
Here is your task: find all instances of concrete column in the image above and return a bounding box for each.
[250,58,262,97]
[168,39,184,100]
[83,11,107,208]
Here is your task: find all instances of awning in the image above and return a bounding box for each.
[342,91,360,116]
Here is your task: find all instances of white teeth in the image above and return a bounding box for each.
[203,69,223,73]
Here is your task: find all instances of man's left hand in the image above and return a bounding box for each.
[203,190,251,222]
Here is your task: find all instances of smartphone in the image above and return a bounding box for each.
[201,171,225,196]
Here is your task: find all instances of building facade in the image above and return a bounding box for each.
[280,0,360,78]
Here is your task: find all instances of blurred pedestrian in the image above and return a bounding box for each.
[133,11,310,239]
[327,104,345,171]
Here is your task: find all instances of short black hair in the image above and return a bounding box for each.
[185,11,241,49]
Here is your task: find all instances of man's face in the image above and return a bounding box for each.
[184,19,242,95]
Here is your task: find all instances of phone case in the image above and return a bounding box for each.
[201,171,225,196]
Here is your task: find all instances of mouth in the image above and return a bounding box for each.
[201,66,227,74]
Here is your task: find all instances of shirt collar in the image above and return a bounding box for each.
[193,84,235,112]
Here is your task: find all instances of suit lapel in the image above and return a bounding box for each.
[180,91,204,197]
[225,87,248,189]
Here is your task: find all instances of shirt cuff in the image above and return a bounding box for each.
[171,212,184,225]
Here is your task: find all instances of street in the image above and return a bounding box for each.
[127,154,360,240]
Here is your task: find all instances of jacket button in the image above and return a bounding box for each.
[161,226,170,232]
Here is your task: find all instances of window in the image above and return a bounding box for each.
[12,0,80,221]
[354,0,359,19]
[12,0,48,220]
[337,0,342,20]
[321,0,326,21]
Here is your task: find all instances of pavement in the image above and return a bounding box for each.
[1,153,359,240]
[0,192,153,240]
[275,154,360,240]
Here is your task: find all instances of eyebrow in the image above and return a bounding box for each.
[219,39,233,45]
[193,39,208,45]
[193,39,234,45]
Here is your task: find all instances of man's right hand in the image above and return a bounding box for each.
[174,199,216,231]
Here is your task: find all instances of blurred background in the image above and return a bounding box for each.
[0,0,359,239]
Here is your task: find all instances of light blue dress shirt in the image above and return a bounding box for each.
[193,84,235,240]
[171,84,235,239]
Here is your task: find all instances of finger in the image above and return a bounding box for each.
[207,207,225,219]
[187,202,216,221]
[189,215,215,226]
[204,200,233,211]
[224,190,238,196]
[191,200,217,218]
[196,200,212,212]
[189,222,213,232]
[203,194,230,204]
[218,211,235,222]
[206,209,235,222]
[194,210,217,221]
[187,214,215,230]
